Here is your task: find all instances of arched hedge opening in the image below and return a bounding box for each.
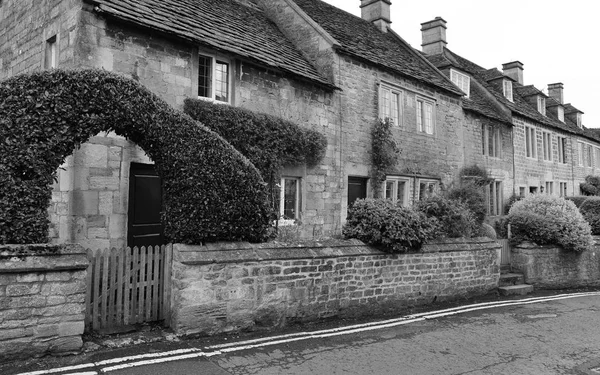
[0,69,272,245]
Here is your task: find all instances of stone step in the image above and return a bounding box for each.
[499,273,524,287]
[500,265,512,274]
[498,284,534,296]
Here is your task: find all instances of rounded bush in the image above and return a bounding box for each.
[445,184,487,225]
[0,69,273,244]
[580,182,598,196]
[415,196,477,238]
[579,197,600,235]
[342,199,438,253]
[508,195,593,252]
[566,196,589,208]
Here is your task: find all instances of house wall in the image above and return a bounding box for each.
[571,135,600,193]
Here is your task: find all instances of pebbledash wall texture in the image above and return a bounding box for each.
[170,238,501,336]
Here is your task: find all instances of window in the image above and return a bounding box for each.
[417,98,434,134]
[503,80,513,102]
[542,132,552,161]
[529,186,538,194]
[450,69,470,98]
[486,181,503,216]
[537,96,546,116]
[559,182,568,197]
[198,54,230,103]
[279,177,300,220]
[557,136,567,164]
[577,113,582,128]
[525,126,537,158]
[596,148,600,167]
[482,124,501,157]
[44,35,57,69]
[558,106,565,122]
[544,182,554,195]
[384,177,410,206]
[380,84,402,126]
[418,179,438,200]
[578,142,584,166]
[519,187,526,197]
[587,145,593,167]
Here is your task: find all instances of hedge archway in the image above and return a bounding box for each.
[0,69,272,244]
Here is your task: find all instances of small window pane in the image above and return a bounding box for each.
[215,61,229,102]
[198,55,212,98]
[397,181,406,206]
[283,178,298,219]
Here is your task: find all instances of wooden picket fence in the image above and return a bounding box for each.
[85,245,173,332]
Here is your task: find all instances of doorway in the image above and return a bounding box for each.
[127,162,164,248]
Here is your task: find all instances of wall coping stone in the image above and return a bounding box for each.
[175,237,498,265]
[0,244,88,273]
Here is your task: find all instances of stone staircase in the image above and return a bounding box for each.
[498,268,533,296]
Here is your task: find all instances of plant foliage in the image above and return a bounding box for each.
[415,196,477,238]
[371,119,400,198]
[446,184,487,225]
[580,175,600,196]
[578,197,600,235]
[0,69,273,244]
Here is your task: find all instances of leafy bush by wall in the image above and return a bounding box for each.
[415,196,477,238]
[371,119,400,198]
[508,195,593,252]
[566,196,589,208]
[580,175,600,196]
[579,197,600,235]
[0,69,272,244]
[342,199,437,253]
[446,184,487,225]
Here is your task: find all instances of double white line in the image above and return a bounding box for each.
[16,291,600,375]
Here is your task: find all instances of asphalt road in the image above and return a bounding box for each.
[7,292,600,375]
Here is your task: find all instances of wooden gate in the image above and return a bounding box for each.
[498,239,511,266]
[85,245,172,332]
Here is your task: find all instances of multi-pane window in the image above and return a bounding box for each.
[380,85,402,126]
[418,179,438,200]
[558,106,565,122]
[503,80,513,102]
[417,98,434,134]
[525,126,537,158]
[198,54,230,103]
[384,177,409,206]
[44,35,57,69]
[482,124,501,157]
[544,181,554,195]
[486,181,503,216]
[280,177,300,220]
[559,182,568,197]
[537,96,546,115]
[557,136,567,163]
[587,145,593,167]
[450,70,470,98]
[578,142,584,166]
[542,132,552,161]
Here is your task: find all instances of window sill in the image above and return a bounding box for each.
[275,218,299,227]
[197,96,230,105]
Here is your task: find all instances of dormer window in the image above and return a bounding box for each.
[450,69,470,98]
[558,106,565,122]
[577,113,583,128]
[503,80,513,102]
[537,96,546,116]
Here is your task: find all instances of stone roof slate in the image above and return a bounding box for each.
[292,0,463,96]
[86,0,334,87]
[515,85,547,98]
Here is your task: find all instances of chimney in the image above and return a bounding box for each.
[360,0,391,33]
[421,17,447,55]
[548,83,564,104]
[502,61,524,85]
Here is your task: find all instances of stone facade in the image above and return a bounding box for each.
[511,240,600,289]
[0,244,88,361]
[170,238,500,336]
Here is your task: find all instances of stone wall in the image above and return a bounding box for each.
[0,244,88,361]
[511,240,600,289]
[170,238,500,337]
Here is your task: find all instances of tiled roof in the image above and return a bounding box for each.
[515,85,547,98]
[86,0,334,87]
[564,103,584,114]
[292,0,463,96]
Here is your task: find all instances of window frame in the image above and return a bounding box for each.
[578,142,585,167]
[379,83,403,127]
[525,126,537,159]
[542,132,552,162]
[503,80,513,102]
[587,144,593,168]
[577,113,583,128]
[417,178,439,201]
[416,97,435,135]
[279,177,300,221]
[557,106,565,122]
[544,181,554,195]
[537,96,546,116]
[198,52,232,104]
[482,124,501,158]
[450,69,470,98]
[559,182,568,197]
[44,35,57,69]
[486,181,503,216]
[557,136,567,164]
[383,176,410,206]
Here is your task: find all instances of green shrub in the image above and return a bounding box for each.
[579,197,600,235]
[371,119,400,197]
[508,195,593,252]
[415,196,477,238]
[445,184,487,225]
[580,175,600,196]
[342,199,437,252]
[0,69,273,244]
[494,217,510,239]
[459,165,493,186]
[566,196,589,208]
[503,194,523,215]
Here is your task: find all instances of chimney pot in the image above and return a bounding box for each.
[502,61,524,85]
[360,0,392,33]
[421,17,447,55]
[548,83,564,104]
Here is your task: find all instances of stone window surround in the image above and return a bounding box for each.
[486,180,503,216]
[383,176,410,206]
[557,136,567,164]
[541,131,552,162]
[524,125,537,159]
[379,82,403,127]
[559,181,568,197]
[416,96,435,135]
[197,50,232,104]
[482,124,501,158]
[279,176,301,221]
[450,69,470,98]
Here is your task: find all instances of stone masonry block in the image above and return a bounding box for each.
[71,191,99,215]
[6,284,41,296]
[58,321,84,336]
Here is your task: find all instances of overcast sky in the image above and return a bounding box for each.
[322,0,600,128]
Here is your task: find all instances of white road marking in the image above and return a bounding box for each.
[15,291,600,375]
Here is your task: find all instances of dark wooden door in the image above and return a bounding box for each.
[128,162,164,248]
[348,176,368,208]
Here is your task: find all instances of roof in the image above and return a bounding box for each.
[564,103,584,114]
[292,0,463,96]
[86,0,334,88]
[515,85,547,98]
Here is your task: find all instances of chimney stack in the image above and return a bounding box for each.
[360,0,391,33]
[548,83,564,104]
[502,61,524,85]
[421,17,447,55]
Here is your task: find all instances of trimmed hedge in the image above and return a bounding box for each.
[566,196,589,208]
[579,197,600,235]
[415,196,477,238]
[445,184,487,225]
[183,99,327,183]
[0,69,273,244]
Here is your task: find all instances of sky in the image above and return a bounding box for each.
[322,0,600,128]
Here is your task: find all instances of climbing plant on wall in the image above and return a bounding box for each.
[371,118,400,198]
[0,69,273,245]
